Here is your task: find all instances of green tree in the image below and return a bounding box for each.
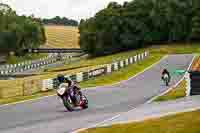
[79,0,199,56]
[0,4,46,55]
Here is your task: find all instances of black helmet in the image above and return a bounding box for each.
[57,74,65,83]
[57,74,64,79]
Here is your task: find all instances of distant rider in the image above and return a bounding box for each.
[161,68,171,82]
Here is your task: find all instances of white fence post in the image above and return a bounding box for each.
[120,60,124,68]
[41,79,54,91]
[185,72,191,96]
[114,62,118,70]
[107,64,112,73]
[125,59,129,66]
[138,54,141,61]
[5,71,8,75]
[145,51,149,57]
[76,72,83,82]
[134,55,137,62]
[129,57,133,64]
[141,53,144,60]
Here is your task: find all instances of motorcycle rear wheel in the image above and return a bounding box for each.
[166,81,169,86]
[81,95,88,109]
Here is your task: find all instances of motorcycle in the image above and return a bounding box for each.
[162,73,170,86]
[56,82,88,111]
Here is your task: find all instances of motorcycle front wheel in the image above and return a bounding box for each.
[164,78,169,86]
[62,96,74,111]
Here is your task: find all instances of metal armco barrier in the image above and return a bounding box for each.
[0,54,77,75]
[88,67,107,78]
[25,48,82,53]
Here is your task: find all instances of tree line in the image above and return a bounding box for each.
[79,0,200,56]
[0,4,46,56]
[42,16,78,26]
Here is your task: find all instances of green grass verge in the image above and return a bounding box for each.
[154,80,186,102]
[0,53,163,105]
[0,90,56,105]
[81,110,200,133]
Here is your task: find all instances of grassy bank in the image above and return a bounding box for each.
[154,80,186,102]
[0,90,55,105]
[148,43,200,54]
[81,109,200,133]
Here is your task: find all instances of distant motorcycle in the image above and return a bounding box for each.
[56,82,88,111]
[162,74,170,86]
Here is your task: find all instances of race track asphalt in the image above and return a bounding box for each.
[0,54,194,133]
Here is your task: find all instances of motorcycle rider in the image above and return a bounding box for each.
[161,68,171,82]
[56,74,81,104]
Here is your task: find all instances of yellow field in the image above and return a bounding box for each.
[44,26,80,48]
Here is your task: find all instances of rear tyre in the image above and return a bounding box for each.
[82,105,88,109]
[62,96,74,112]
[81,95,88,109]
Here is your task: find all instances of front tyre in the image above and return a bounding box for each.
[163,74,169,86]
[165,80,169,86]
[62,96,74,112]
